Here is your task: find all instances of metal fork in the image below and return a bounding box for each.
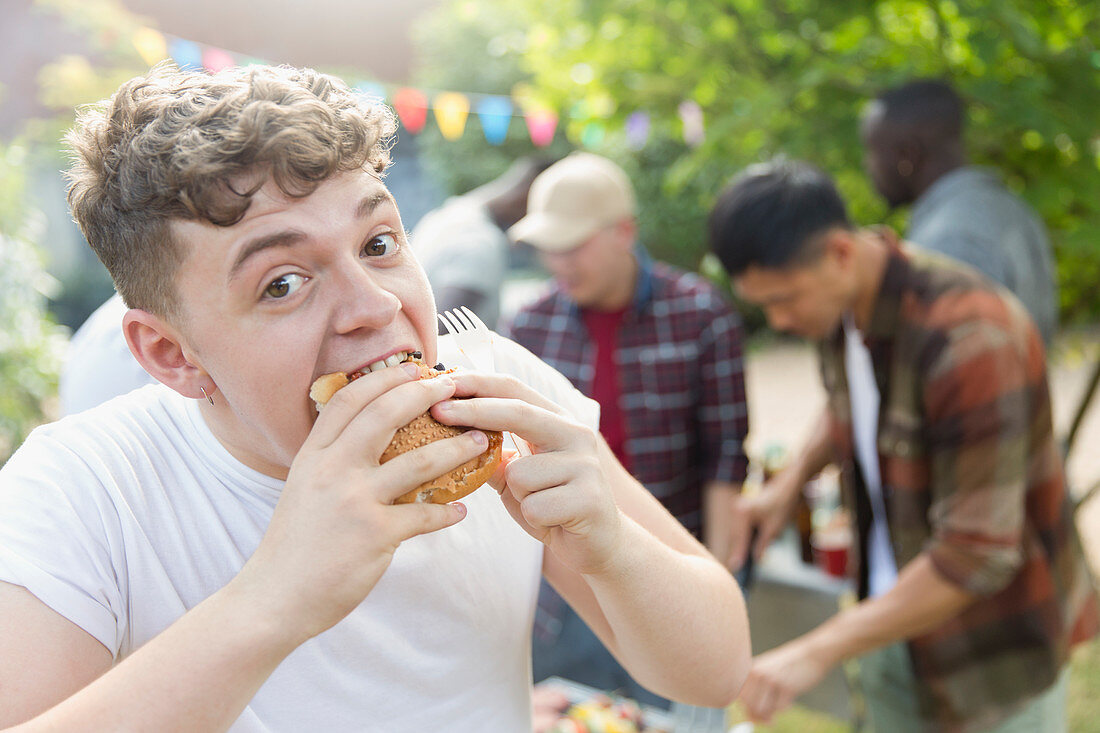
[438,306,495,373]
[437,306,531,456]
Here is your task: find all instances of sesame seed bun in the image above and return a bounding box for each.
[310,360,502,504]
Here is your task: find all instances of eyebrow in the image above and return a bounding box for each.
[227,190,395,283]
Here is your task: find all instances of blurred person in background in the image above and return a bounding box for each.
[412,156,554,330]
[504,152,750,710]
[710,158,1096,731]
[0,63,751,730]
[860,78,1058,346]
[59,291,154,415]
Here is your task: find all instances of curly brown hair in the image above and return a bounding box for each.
[65,62,397,319]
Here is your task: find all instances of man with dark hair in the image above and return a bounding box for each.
[860,79,1057,345]
[711,158,1096,731]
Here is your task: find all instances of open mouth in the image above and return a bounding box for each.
[353,350,422,376]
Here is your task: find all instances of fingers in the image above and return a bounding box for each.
[388,500,468,541]
[496,453,578,528]
[754,512,787,561]
[740,671,778,725]
[371,429,493,504]
[431,394,590,455]
[329,374,459,461]
[448,371,565,415]
[305,362,422,448]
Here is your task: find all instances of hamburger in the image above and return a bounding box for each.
[309,351,502,505]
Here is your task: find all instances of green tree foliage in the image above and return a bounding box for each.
[415,0,1100,324]
[410,2,575,197]
[0,142,68,463]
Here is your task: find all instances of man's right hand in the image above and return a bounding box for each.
[727,467,804,572]
[234,362,487,644]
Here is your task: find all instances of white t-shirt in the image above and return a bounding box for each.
[842,314,898,597]
[0,335,598,732]
[59,293,156,416]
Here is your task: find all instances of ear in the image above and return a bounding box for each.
[821,228,857,271]
[122,309,213,401]
[613,218,638,252]
[895,133,925,175]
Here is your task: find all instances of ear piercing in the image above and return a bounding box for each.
[199,385,215,406]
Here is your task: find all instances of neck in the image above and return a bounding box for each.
[849,231,891,331]
[590,254,639,312]
[912,151,966,200]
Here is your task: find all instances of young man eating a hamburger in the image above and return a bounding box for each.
[0,63,750,731]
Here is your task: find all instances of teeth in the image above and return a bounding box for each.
[361,351,410,373]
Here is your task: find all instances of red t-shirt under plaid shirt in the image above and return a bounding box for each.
[502,251,749,538]
[581,307,631,472]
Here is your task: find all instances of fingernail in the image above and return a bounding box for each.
[435,401,453,414]
[452,502,467,518]
[401,362,420,377]
[469,430,487,447]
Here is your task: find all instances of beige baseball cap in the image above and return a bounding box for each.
[507,152,636,253]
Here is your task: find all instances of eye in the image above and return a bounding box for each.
[264,273,306,299]
[363,232,400,258]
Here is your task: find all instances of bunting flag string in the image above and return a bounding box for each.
[133,27,703,149]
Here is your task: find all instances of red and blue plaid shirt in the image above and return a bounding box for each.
[502,250,749,538]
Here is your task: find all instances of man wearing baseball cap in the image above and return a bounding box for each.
[503,153,751,710]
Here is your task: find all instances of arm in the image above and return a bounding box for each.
[727,409,833,570]
[439,372,751,707]
[555,440,749,707]
[738,554,974,723]
[740,306,1036,722]
[3,366,481,730]
[703,479,742,569]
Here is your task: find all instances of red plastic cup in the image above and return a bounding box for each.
[811,527,851,578]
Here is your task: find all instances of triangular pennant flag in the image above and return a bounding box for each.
[132,27,167,67]
[168,38,203,70]
[477,96,512,145]
[678,100,705,147]
[202,47,236,73]
[392,88,429,134]
[580,121,605,148]
[525,110,558,148]
[625,111,650,150]
[433,92,470,141]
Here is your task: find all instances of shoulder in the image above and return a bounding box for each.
[8,386,191,481]
[503,286,569,331]
[901,253,1037,374]
[648,263,741,331]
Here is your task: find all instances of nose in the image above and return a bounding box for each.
[330,263,401,334]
